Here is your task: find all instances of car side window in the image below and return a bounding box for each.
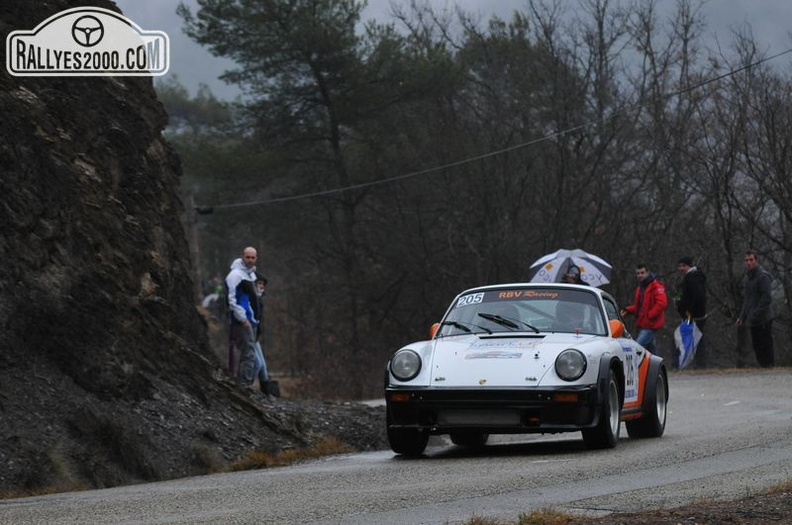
[603,298,620,320]
[603,297,632,339]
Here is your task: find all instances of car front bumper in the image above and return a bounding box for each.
[385,385,604,434]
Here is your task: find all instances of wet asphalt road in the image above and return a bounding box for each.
[2,370,791,524]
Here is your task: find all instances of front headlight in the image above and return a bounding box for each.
[555,349,587,381]
[390,350,421,381]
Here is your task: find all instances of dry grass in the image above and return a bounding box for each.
[0,447,89,500]
[461,508,576,525]
[1,437,354,499]
[227,436,355,471]
[517,508,577,525]
[0,481,90,500]
[460,478,792,525]
[768,479,792,493]
[190,442,226,475]
[462,516,505,525]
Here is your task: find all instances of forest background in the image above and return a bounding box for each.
[157,0,792,399]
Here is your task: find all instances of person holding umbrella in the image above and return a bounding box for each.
[620,264,667,355]
[529,249,612,287]
[562,265,588,285]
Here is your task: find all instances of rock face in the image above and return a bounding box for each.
[0,0,386,494]
[2,2,206,407]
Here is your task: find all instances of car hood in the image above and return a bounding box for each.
[427,332,601,387]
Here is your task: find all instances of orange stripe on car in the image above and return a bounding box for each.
[622,352,651,412]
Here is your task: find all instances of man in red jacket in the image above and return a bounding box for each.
[620,264,668,355]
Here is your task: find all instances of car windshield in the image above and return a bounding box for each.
[437,287,607,336]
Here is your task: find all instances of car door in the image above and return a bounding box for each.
[602,296,643,407]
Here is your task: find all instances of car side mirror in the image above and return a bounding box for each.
[609,319,624,338]
[430,322,440,339]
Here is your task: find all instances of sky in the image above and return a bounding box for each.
[112,0,792,101]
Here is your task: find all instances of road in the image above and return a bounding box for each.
[2,371,791,524]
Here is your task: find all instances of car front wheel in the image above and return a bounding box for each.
[387,413,428,456]
[582,368,621,449]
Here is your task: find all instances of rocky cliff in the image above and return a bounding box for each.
[0,0,384,495]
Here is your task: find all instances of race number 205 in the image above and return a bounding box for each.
[456,293,484,308]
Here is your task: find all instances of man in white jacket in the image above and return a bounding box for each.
[225,246,261,387]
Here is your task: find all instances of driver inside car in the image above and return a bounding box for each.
[555,302,587,332]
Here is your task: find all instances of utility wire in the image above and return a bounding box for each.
[196,46,792,214]
[196,124,587,213]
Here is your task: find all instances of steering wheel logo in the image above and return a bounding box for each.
[71,15,104,47]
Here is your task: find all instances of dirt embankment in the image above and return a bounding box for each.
[0,0,386,496]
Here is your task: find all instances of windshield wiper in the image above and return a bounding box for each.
[477,312,540,333]
[440,320,492,334]
[516,320,540,333]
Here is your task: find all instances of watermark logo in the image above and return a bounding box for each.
[72,16,105,47]
[6,6,169,76]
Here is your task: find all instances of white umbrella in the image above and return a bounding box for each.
[529,249,612,287]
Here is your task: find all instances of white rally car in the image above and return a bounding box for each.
[384,283,668,456]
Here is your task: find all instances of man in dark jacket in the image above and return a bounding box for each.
[621,264,667,355]
[736,251,775,367]
[676,256,707,367]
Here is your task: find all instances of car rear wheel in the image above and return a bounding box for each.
[387,413,428,456]
[450,431,489,448]
[626,366,667,438]
[582,368,621,449]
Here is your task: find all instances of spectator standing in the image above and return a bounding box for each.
[736,251,775,367]
[620,264,667,355]
[225,246,261,388]
[675,256,707,368]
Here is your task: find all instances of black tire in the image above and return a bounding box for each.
[626,366,668,438]
[582,368,621,449]
[386,412,428,456]
[450,431,489,448]
[388,427,428,456]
